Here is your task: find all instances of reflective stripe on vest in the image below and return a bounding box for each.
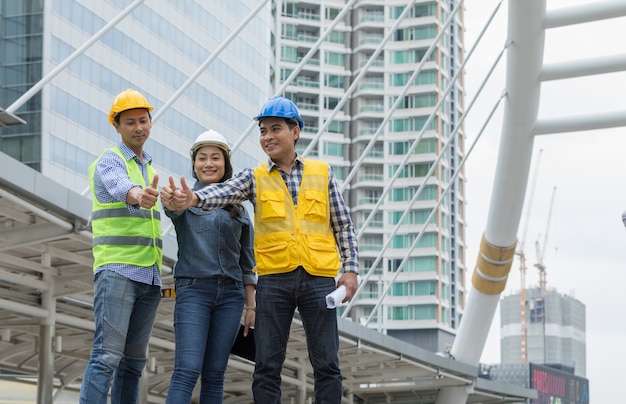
[253,159,340,277]
[91,208,161,220]
[89,147,163,270]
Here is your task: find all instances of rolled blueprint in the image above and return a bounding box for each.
[325,275,362,309]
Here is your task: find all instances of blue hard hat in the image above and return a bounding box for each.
[253,96,304,129]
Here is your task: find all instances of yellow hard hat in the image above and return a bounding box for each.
[108,89,154,126]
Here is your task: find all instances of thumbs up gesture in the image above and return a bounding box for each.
[161,176,196,211]
[160,176,177,210]
[136,174,159,209]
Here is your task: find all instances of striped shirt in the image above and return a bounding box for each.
[195,155,359,274]
[91,142,162,286]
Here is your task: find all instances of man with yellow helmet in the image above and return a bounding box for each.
[80,89,163,404]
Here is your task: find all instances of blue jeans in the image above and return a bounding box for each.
[80,270,161,404]
[252,267,342,404]
[166,277,244,403]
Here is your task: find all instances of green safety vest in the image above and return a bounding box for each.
[89,147,163,271]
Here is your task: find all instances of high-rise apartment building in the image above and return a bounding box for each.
[3,0,467,354]
[500,287,587,377]
[1,0,272,196]
[273,0,467,352]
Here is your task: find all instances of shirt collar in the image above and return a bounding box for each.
[266,154,305,173]
[192,180,206,191]
[117,142,152,165]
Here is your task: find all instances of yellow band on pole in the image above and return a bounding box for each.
[472,271,507,294]
[472,233,517,295]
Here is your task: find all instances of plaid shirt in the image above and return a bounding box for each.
[195,155,359,274]
[91,142,162,286]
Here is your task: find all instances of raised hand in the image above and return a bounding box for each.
[137,174,159,209]
[175,176,195,210]
[160,176,177,210]
[164,176,196,211]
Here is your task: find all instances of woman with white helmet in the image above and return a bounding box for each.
[163,130,256,403]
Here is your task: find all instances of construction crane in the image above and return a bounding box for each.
[516,149,543,363]
[535,186,557,291]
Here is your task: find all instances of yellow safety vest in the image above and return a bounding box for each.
[253,159,340,277]
[89,147,163,271]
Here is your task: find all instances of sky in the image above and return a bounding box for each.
[463,1,626,402]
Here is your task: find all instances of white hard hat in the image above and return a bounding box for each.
[190,129,231,157]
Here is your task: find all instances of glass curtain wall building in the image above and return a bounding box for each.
[0,0,272,196]
[0,1,43,169]
[273,0,467,352]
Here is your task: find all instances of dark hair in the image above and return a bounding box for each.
[114,108,151,125]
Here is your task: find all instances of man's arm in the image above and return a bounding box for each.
[127,175,159,209]
[327,167,360,302]
[165,169,255,211]
[95,151,158,211]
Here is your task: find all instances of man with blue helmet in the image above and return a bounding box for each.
[162,96,359,403]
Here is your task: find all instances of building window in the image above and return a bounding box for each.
[324,74,344,88]
[330,165,344,180]
[390,281,437,296]
[324,51,345,66]
[362,234,383,251]
[389,116,434,132]
[390,3,437,19]
[324,96,340,109]
[360,189,381,205]
[281,46,298,63]
[325,7,340,20]
[392,232,436,249]
[391,93,437,109]
[281,23,298,40]
[282,2,298,18]
[389,257,437,273]
[389,163,432,179]
[324,142,343,157]
[388,305,436,320]
[327,31,344,44]
[390,70,436,87]
[394,25,437,41]
[391,49,434,64]
[326,120,343,134]
[389,139,436,155]
[389,210,434,225]
[388,185,436,202]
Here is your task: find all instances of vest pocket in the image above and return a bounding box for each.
[255,242,290,270]
[301,190,326,222]
[260,190,286,221]
[308,242,340,271]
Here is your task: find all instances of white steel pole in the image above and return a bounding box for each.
[436,0,547,402]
